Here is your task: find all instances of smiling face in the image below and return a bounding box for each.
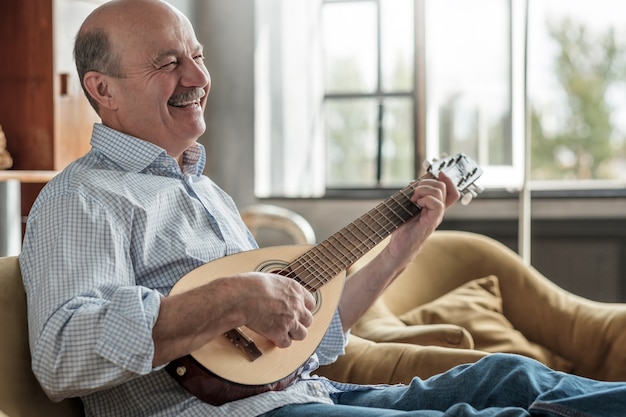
[80,0,211,160]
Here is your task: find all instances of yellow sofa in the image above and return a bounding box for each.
[2,231,625,415]
[318,231,626,384]
[0,256,83,417]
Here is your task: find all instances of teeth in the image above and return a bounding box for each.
[168,90,205,107]
[169,99,199,107]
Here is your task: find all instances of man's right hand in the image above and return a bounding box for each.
[152,271,316,366]
[236,272,316,348]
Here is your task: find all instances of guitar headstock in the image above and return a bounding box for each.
[426,153,484,205]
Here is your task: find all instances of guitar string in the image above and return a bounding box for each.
[288,196,409,287]
[283,181,421,289]
[287,184,418,288]
[303,200,404,283]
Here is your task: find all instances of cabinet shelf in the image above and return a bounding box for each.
[0,171,59,184]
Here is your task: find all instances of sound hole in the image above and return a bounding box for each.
[257,260,322,314]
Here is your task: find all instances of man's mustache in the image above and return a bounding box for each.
[168,88,206,105]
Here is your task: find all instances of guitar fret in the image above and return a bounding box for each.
[336,229,364,267]
[402,186,416,197]
[320,245,349,273]
[368,210,396,234]
[325,234,353,266]
[292,240,347,291]
[296,251,333,288]
[360,212,390,236]
[350,218,381,246]
[288,250,319,283]
[316,240,348,276]
[373,209,399,233]
[315,239,343,269]
[388,194,415,217]
[306,247,342,282]
[285,183,423,291]
[369,215,388,237]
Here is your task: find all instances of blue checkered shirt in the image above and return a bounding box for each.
[19,124,359,417]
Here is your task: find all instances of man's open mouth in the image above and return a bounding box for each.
[168,89,206,107]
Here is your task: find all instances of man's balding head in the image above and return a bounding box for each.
[74,0,190,113]
[73,0,209,158]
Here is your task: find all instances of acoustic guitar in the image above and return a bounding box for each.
[166,153,483,405]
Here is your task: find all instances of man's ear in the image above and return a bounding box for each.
[83,71,118,110]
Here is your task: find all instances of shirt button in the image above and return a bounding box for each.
[311,383,324,397]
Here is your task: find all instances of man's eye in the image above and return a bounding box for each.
[194,55,205,61]
[161,61,177,69]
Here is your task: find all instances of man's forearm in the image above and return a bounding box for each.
[152,278,246,366]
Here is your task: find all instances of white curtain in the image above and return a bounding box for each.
[255,0,325,198]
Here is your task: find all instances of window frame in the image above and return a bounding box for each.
[322,0,421,190]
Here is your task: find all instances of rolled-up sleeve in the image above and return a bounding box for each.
[94,286,160,372]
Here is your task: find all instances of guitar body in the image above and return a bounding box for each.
[168,245,345,389]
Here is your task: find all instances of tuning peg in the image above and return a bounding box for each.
[460,186,481,205]
[422,159,432,170]
[461,192,474,206]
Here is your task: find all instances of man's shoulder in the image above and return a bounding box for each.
[31,152,141,215]
[42,152,116,193]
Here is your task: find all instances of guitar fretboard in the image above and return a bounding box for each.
[281,179,428,291]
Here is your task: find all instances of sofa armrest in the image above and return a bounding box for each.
[316,334,487,385]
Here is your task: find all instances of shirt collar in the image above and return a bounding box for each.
[90,123,206,176]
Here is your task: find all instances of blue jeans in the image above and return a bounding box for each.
[263,353,626,416]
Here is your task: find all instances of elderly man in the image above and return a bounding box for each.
[19,1,626,416]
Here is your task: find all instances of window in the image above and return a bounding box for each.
[424,0,519,188]
[322,0,415,188]
[528,0,626,187]
[254,0,626,198]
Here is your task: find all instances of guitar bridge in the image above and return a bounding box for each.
[225,328,263,362]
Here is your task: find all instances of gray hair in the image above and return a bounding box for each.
[74,28,124,113]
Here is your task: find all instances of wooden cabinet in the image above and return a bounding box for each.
[0,0,102,216]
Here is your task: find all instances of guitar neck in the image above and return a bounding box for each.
[283,176,433,291]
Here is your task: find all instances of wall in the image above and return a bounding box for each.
[193,0,257,209]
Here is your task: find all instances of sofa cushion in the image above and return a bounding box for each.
[398,275,573,372]
[352,297,474,349]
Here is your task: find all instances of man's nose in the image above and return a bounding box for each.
[180,59,210,88]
